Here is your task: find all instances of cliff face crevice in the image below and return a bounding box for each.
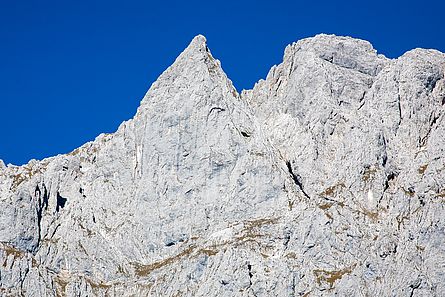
[1,34,445,296]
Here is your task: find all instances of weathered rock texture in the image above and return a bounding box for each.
[1,34,445,296]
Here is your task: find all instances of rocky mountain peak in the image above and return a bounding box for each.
[136,35,237,116]
[183,34,208,54]
[284,33,389,76]
[1,34,445,297]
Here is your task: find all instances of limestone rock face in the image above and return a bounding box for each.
[1,34,445,297]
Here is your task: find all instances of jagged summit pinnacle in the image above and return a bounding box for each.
[137,34,235,112]
[187,34,208,50]
[1,34,445,296]
[173,34,212,63]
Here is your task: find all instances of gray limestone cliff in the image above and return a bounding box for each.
[1,34,445,296]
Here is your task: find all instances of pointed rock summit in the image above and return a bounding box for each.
[183,34,208,53]
[137,35,236,113]
[1,34,445,296]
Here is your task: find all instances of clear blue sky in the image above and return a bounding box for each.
[1,0,444,165]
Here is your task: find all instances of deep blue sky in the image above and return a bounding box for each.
[1,0,444,165]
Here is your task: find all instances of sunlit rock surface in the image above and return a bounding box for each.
[1,34,444,296]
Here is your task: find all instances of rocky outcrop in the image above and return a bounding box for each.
[1,34,444,296]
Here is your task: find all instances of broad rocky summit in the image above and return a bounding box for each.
[1,34,445,296]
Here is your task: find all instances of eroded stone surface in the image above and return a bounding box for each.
[1,34,444,296]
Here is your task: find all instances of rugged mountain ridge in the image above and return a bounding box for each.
[1,34,445,296]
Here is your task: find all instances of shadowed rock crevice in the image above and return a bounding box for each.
[286,160,310,199]
[55,192,67,212]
